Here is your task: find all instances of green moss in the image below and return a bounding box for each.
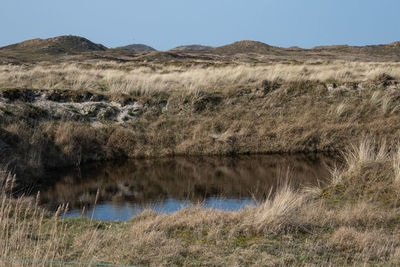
[0,106,12,115]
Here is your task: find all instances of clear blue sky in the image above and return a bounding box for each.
[1,0,399,50]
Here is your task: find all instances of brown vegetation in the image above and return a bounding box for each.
[1,61,400,185]
[1,140,400,266]
[1,61,400,94]
[2,36,400,64]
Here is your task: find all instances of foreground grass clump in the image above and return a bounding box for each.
[1,140,400,266]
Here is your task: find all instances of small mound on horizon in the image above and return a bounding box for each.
[387,41,400,47]
[214,40,277,54]
[0,35,107,54]
[312,42,400,50]
[118,44,156,52]
[170,45,214,52]
[312,44,351,50]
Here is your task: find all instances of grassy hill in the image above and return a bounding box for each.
[1,36,400,64]
[0,35,107,54]
[0,35,107,63]
[310,42,400,59]
[213,40,281,54]
[118,44,156,52]
[170,44,214,52]
[211,40,400,62]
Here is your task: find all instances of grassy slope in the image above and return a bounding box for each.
[1,65,400,183]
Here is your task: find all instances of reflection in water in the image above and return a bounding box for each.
[39,154,334,221]
[65,198,257,221]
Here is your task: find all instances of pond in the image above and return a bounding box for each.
[38,154,334,221]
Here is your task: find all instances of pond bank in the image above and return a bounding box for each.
[1,140,399,266]
[1,75,400,185]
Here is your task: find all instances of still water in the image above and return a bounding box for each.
[39,154,334,221]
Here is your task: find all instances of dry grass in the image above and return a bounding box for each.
[393,147,400,185]
[1,61,400,95]
[344,138,388,169]
[0,173,65,266]
[370,90,399,114]
[250,183,305,234]
[2,62,400,182]
[1,140,400,266]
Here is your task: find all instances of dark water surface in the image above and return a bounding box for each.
[39,154,334,221]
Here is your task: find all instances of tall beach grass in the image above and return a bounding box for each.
[1,61,400,95]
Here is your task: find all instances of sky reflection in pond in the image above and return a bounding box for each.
[39,154,334,221]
